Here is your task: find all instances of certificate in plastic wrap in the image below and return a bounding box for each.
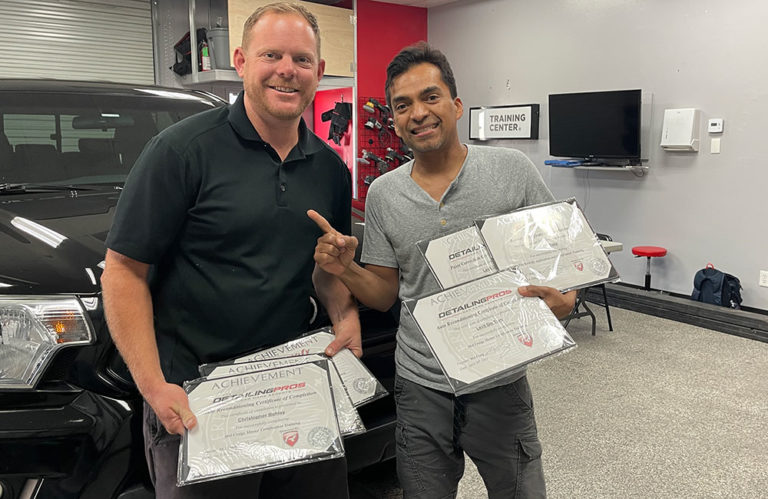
[477,199,619,292]
[404,269,576,395]
[231,328,387,407]
[416,225,498,289]
[178,360,343,486]
[200,354,365,436]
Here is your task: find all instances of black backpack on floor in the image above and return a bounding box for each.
[691,264,743,309]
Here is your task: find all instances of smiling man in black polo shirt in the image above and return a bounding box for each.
[101,3,357,498]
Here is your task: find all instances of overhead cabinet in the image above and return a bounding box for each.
[228,0,354,77]
[173,0,353,90]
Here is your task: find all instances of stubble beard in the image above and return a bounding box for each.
[249,81,314,121]
[402,133,446,155]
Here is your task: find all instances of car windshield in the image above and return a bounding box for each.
[0,88,221,186]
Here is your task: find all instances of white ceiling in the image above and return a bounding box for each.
[369,0,460,8]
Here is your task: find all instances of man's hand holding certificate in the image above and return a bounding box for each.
[410,199,618,394]
[476,199,619,291]
[180,328,389,485]
[179,360,343,486]
[405,269,576,395]
[231,328,387,407]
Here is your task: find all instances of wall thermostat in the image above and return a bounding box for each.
[708,118,724,133]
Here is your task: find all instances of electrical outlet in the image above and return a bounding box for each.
[760,270,768,288]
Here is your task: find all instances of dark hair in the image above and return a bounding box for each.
[384,42,457,108]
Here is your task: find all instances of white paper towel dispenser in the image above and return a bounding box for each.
[660,108,700,151]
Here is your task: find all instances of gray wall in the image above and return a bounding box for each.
[428,0,768,309]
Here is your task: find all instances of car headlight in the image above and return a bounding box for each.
[0,296,94,389]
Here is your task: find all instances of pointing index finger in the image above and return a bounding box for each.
[307,209,339,235]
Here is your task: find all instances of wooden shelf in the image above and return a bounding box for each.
[179,71,352,90]
[318,76,354,90]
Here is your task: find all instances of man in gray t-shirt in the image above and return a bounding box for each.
[310,43,576,498]
[362,144,554,392]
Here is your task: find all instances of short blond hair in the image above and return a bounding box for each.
[241,3,321,58]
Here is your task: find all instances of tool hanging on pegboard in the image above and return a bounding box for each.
[361,149,389,174]
[321,101,352,145]
[357,96,410,199]
[363,97,395,147]
[385,147,407,164]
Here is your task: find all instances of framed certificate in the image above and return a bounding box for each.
[404,269,576,395]
[201,354,365,437]
[179,360,343,486]
[212,328,387,408]
[417,225,498,289]
[476,199,619,291]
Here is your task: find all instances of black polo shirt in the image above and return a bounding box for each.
[106,91,351,384]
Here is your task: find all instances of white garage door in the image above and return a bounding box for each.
[2,0,153,84]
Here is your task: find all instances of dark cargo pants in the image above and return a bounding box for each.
[394,375,546,499]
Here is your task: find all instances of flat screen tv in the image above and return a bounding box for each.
[548,89,641,163]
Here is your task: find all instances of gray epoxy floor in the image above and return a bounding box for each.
[349,306,768,498]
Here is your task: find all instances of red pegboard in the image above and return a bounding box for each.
[357,96,410,200]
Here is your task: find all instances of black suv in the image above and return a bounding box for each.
[0,80,397,498]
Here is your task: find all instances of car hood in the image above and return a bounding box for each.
[0,188,120,294]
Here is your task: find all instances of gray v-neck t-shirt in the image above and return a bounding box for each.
[361,144,554,392]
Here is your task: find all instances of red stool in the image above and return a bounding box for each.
[632,246,667,291]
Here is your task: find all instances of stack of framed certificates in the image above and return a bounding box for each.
[226,329,387,408]
[417,198,619,292]
[409,199,619,395]
[476,199,619,291]
[178,328,387,486]
[200,353,365,438]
